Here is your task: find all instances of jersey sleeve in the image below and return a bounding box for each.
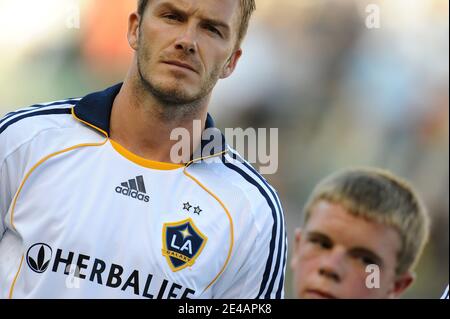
[0,111,30,239]
[0,114,12,238]
[211,193,287,299]
[0,144,21,239]
[0,161,9,238]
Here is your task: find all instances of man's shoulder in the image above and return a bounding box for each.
[217,148,279,193]
[202,147,283,222]
[0,98,81,157]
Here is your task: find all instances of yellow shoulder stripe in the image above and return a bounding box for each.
[183,151,234,293]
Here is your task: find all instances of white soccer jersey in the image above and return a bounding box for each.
[0,83,287,299]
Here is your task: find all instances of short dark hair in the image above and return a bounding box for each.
[137,0,256,47]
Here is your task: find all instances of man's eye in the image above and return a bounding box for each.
[163,14,181,21]
[205,25,221,37]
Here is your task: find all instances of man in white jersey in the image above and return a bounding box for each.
[0,0,286,299]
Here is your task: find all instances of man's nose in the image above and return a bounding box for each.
[318,249,346,283]
[174,25,197,55]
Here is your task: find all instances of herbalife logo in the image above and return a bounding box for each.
[23,243,196,298]
[115,175,150,203]
[26,243,53,273]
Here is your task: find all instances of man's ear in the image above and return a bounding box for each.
[290,228,303,270]
[220,49,242,79]
[388,271,415,298]
[127,12,141,51]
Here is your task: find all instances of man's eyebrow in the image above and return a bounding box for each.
[154,2,231,33]
[154,2,187,16]
[200,17,230,33]
[350,247,384,267]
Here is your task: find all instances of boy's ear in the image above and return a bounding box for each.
[290,228,302,270]
[294,228,302,251]
[388,272,415,298]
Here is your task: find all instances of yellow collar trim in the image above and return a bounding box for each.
[109,139,185,170]
[71,107,109,137]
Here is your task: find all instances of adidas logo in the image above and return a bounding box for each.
[115,175,150,203]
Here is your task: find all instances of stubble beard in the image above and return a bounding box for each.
[135,34,222,120]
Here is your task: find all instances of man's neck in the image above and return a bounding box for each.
[109,75,209,164]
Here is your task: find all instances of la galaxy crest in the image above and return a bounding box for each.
[162,218,207,272]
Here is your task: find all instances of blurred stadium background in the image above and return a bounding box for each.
[0,0,448,298]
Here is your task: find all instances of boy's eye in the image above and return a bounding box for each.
[310,237,332,249]
[360,256,376,266]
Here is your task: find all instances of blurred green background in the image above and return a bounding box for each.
[0,0,448,298]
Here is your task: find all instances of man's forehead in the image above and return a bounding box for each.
[150,0,241,21]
